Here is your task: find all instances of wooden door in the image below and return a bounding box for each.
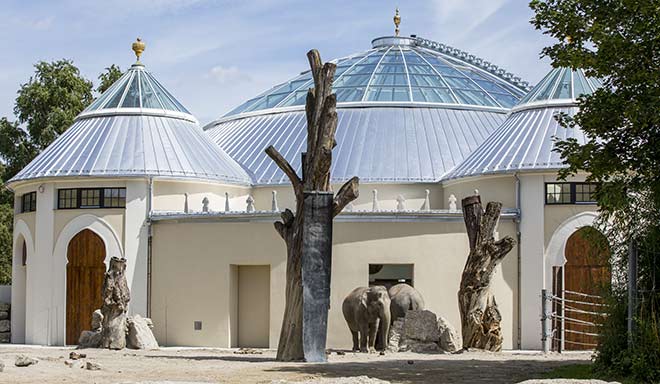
[66,229,106,345]
[563,226,610,350]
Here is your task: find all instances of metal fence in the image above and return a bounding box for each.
[542,288,607,352]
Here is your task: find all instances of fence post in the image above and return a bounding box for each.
[541,288,550,353]
[628,240,638,348]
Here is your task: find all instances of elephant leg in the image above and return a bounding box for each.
[351,330,359,351]
[368,320,379,353]
[359,324,369,353]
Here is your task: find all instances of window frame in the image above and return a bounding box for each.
[20,191,37,213]
[545,182,598,205]
[57,187,126,210]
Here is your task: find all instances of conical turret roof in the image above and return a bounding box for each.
[9,44,252,186]
[444,68,601,180]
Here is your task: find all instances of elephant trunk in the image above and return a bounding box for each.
[380,304,391,351]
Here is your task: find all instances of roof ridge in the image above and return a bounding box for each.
[413,36,531,92]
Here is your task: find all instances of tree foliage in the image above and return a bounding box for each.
[0,60,120,285]
[97,65,123,94]
[530,0,660,381]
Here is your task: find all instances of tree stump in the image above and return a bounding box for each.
[458,195,515,352]
[100,257,130,350]
[265,49,359,361]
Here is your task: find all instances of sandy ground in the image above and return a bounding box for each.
[0,345,592,384]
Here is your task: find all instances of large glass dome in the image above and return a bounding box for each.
[205,35,532,185]
[223,36,530,118]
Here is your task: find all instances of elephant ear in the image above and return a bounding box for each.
[360,290,369,309]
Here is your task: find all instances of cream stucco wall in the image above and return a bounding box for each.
[151,219,519,350]
[442,175,516,209]
[251,183,443,213]
[152,180,250,212]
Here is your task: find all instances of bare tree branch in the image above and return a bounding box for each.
[333,176,360,217]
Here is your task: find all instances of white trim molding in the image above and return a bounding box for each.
[544,211,598,286]
[51,214,123,345]
[11,219,34,344]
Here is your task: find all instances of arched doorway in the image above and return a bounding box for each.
[557,226,610,350]
[66,229,106,345]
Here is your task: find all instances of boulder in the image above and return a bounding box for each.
[437,316,462,352]
[15,355,38,367]
[402,310,439,343]
[78,330,102,348]
[0,302,9,312]
[0,311,8,320]
[126,315,158,350]
[91,309,103,331]
[404,341,440,353]
[0,333,10,343]
[86,361,102,371]
[0,320,9,333]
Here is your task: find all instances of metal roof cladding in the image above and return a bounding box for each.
[444,68,602,180]
[204,33,531,185]
[8,39,252,187]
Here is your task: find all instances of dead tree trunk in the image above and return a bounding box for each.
[458,195,515,352]
[100,257,130,350]
[265,49,359,361]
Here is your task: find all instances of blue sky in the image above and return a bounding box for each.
[0,0,555,125]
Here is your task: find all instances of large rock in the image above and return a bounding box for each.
[0,311,8,320]
[78,330,102,348]
[0,320,9,333]
[0,332,10,343]
[15,355,38,367]
[437,316,462,352]
[0,302,9,312]
[126,315,158,350]
[402,310,439,343]
[91,309,103,331]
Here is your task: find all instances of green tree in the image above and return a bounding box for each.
[530,0,660,381]
[0,60,120,285]
[14,60,93,151]
[97,64,123,94]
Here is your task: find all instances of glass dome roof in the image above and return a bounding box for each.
[80,63,193,120]
[516,67,602,106]
[223,36,530,118]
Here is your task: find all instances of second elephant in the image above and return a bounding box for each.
[342,286,391,352]
[388,283,425,323]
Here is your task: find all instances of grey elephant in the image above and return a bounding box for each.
[388,283,425,323]
[342,286,391,352]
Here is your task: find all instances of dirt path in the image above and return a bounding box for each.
[0,346,591,384]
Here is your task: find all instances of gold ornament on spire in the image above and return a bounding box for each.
[132,38,146,63]
[393,8,401,36]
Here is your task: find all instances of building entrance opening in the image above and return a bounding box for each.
[553,226,610,351]
[236,265,270,348]
[369,264,414,289]
[66,229,106,345]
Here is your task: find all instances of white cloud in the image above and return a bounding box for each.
[207,65,252,85]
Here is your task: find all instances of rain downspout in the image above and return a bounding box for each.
[514,172,522,349]
[146,177,153,318]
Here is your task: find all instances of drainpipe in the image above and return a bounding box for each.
[146,177,153,318]
[514,172,522,349]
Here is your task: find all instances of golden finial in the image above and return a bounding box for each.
[132,38,146,63]
[393,8,401,37]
